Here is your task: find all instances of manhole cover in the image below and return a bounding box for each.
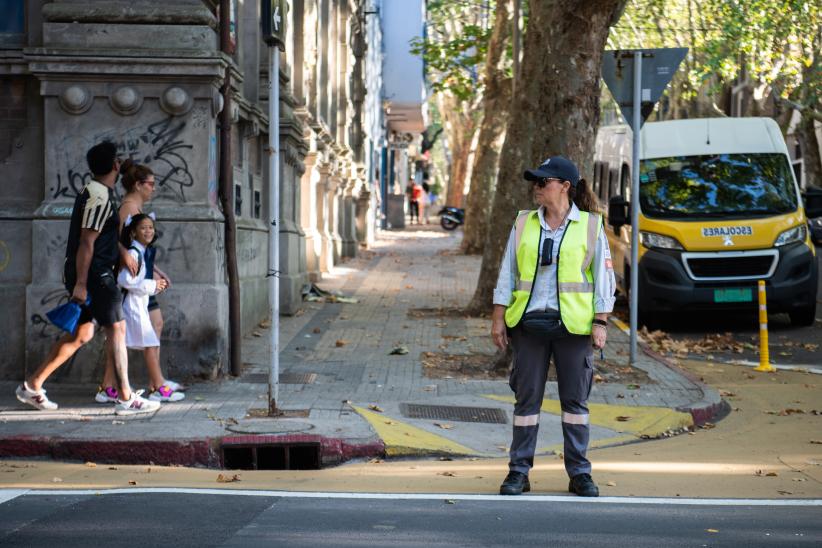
[225,419,314,434]
[239,373,316,384]
[400,403,508,424]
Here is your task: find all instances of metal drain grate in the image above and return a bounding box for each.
[240,373,316,384]
[399,403,508,424]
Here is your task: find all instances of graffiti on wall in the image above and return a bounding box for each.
[53,116,195,203]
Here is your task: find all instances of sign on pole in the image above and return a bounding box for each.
[261,0,287,50]
[601,48,686,365]
[602,48,687,130]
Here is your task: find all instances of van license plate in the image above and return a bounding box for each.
[713,288,753,303]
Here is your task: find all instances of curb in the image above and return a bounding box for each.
[639,345,730,426]
[0,434,385,470]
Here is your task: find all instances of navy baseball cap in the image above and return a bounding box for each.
[523,156,580,186]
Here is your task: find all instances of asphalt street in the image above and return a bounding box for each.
[0,491,820,547]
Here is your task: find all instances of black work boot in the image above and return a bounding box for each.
[568,473,599,497]
[499,471,530,495]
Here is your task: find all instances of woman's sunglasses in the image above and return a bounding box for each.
[532,178,564,189]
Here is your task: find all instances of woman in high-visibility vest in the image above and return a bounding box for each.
[491,156,616,497]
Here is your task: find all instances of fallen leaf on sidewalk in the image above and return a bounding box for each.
[706,529,719,533]
[384,420,396,425]
[312,327,322,334]
[606,481,617,487]
[719,390,736,397]
[616,416,632,422]
[389,346,409,355]
[445,499,456,504]
[368,458,383,464]
[108,466,118,470]
[777,490,793,495]
[810,440,822,444]
[335,340,348,347]
[217,474,241,483]
[438,472,456,477]
[434,423,454,429]
[112,420,125,425]
[792,478,807,482]
[439,456,453,461]
[627,384,640,390]
[252,331,263,337]
[128,480,138,485]
[85,462,97,468]
[368,404,384,413]
[700,422,716,429]
[52,477,63,483]
[194,396,204,401]
[755,470,778,477]
[405,285,414,289]
[259,320,271,328]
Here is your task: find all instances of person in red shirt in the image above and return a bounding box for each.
[410,181,423,224]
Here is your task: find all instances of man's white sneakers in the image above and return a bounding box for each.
[114,392,161,416]
[15,382,58,411]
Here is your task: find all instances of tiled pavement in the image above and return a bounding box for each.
[0,225,725,467]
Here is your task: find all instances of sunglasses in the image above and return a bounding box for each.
[532,178,564,189]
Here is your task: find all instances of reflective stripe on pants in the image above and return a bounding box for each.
[508,325,594,478]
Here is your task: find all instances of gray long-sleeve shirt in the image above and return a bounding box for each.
[493,204,616,314]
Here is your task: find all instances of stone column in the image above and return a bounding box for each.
[328,171,343,264]
[316,161,335,273]
[300,151,321,281]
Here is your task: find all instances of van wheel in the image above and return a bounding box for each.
[789,303,817,327]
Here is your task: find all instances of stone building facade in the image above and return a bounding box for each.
[0,0,421,382]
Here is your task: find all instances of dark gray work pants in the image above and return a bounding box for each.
[508,325,594,478]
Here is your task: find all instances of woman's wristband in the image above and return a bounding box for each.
[592,318,608,327]
[592,323,607,332]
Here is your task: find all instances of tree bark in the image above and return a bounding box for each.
[797,113,822,189]
[466,0,627,316]
[461,0,513,254]
[443,106,474,208]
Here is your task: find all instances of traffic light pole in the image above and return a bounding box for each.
[268,46,280,414]
[629,51,642,365]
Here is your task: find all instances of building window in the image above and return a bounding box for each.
[254,190,262,219]
[234,183,243,216]
[0,0,25,46]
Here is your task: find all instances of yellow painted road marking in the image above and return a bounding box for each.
[536,434,638,455]
[610,317,631,336]
[350,405,477,457]
[483,395,693,438]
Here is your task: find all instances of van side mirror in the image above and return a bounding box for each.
[803,187,822,219]
[608,195,629,230]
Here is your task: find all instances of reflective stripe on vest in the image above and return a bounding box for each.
[503,209,601,334]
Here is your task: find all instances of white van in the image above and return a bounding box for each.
[594,117,819,327]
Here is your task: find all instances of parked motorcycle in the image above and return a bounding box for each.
[437,206,465,231]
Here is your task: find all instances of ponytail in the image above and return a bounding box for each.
[119,158,154,193]
[568,178,600,213]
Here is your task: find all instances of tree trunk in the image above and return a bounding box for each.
[462,0,513,254]
[444,111,473,208]
[466,0,627,316]
[797,113,822,189]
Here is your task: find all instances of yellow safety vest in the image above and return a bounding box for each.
[503,209,602,335]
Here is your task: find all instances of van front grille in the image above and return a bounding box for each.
[684,254,776,279]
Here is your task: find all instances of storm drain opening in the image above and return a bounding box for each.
[221,443,321,470]
[400,403,508,424]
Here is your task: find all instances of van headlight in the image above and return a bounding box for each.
[639,231,684,250]
[774,224,807,247]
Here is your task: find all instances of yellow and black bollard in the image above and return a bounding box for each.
[755,280,776,372]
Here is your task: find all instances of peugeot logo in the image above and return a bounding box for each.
[723,235,734,246]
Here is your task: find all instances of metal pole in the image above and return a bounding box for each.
[268,46,281,414]
[629,51,642,365]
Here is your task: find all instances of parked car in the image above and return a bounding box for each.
[804,187,822,246]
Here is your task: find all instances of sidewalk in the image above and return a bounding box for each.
[0,226,726,469]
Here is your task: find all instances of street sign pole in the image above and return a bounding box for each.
[601,47,687,366]
[629,51,642,365]
[262,0,285,414]
[268,45,280,414]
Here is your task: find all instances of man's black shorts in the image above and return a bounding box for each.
[66,270,124,327]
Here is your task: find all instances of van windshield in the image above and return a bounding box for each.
[639,153,798,219]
